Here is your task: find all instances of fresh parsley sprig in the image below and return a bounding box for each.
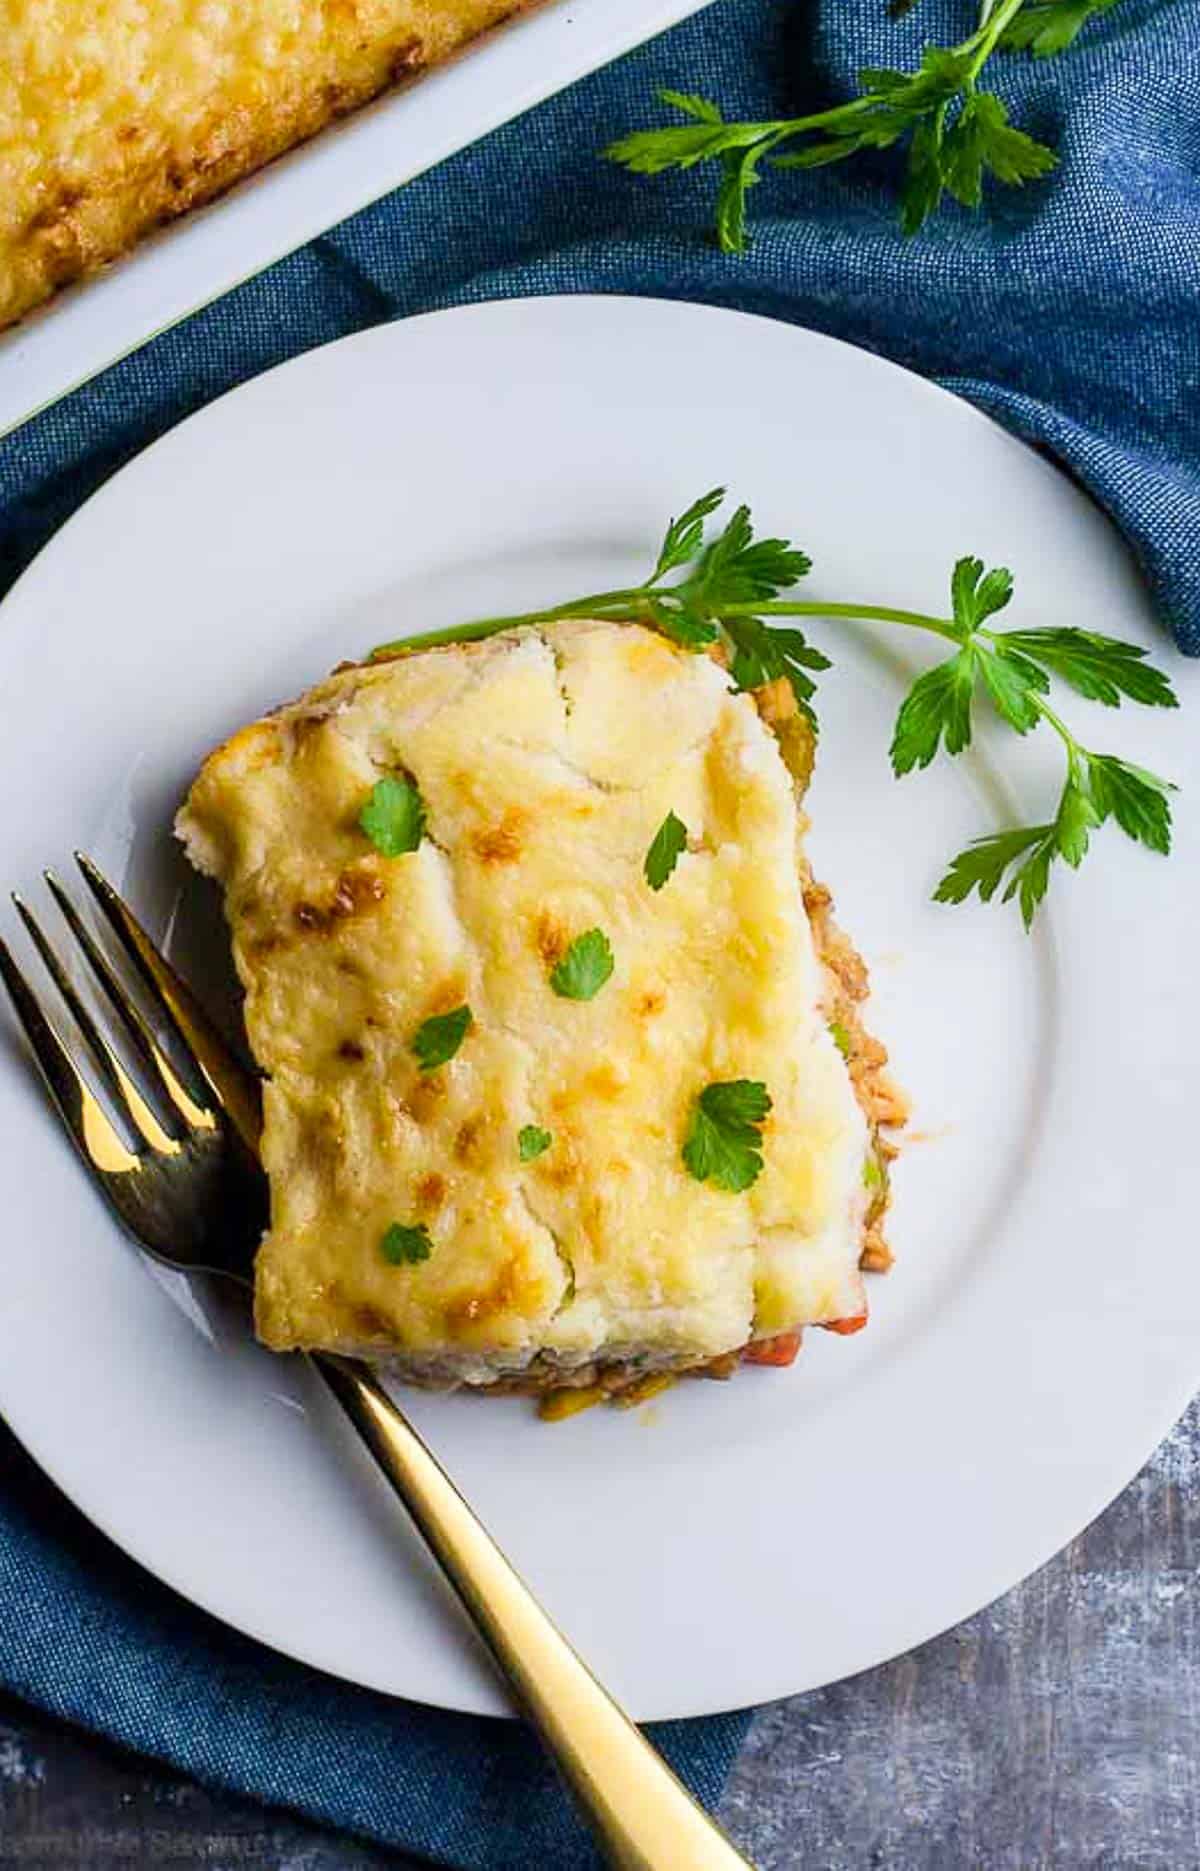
[887,556,1177,924]
[372,489,829,727]
[370,489,1178,925]
[604,0,1119,247]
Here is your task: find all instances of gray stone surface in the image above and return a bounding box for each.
[2,1396,1199,1870]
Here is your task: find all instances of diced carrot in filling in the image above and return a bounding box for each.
[823,1312,868,1336]
[743,1330,803,1367]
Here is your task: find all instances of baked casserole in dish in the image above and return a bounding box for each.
[0,0,532,332]
[178,620,904,1410]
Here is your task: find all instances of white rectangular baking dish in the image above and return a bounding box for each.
[0,0,704,439]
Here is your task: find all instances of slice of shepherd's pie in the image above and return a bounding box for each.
[177,619,904,1412]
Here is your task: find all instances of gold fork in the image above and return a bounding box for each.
[0,854,754,1871]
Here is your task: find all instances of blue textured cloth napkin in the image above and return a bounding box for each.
[1,0,1197,1862]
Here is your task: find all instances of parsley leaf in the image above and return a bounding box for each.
[648,500,813,665]
[518,1125,554,1161]
[951,555,1014,635]
[550,929,615,1001]
[657,89,723,125]
[1086,754,1175,854]
[690,505,812,611]
[644,811,689,890]
[411,1004,473,1071]
[890,647,978,773]
[380,1221,434,1265]
[1000,0,1121,58]
[1054,766,1102,868]
[652,487,726,579]
[645,593,720,649]
[935,749,1174,928]
[889,553,1025,774]
[359,774,426,856]
[997,628,1179,709]
[1007,833,1057,927]
[941,92,1057,206]
[716,144,769,252]
[900,116,949,237]
[682,1079,772,1192]
[605,97,771,177]
[722,616,829,726]
[977,641,1047,732]
[934,824,1054,924]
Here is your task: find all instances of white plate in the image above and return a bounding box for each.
[0,297,1195,1722]
[0,0,710,439]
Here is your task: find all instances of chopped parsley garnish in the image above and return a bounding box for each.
[644,811,689,890]
[411,1003,473,1071]
[519,1125,554,1161]
[359,774,426,856]
[682,1079,772,1192]
[828,1019,852,1059]
[550,928,614,1001]
[380,1221,433,1265]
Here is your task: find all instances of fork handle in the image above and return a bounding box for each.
[313,1355,754,1871]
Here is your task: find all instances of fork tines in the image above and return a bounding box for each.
[0,855,265,1280]
[0,856,218,1171]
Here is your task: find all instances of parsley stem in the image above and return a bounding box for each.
[371,593,965,663]
[973,622,1086,755]
[773,99,875,137]
[722,99,881,150]
[1026,690,1082,756]
[642,0,1023,160]
[966,0,1026,79]
[704,93,892,160]
[726,600,961,642]
[686,0,1022,152]
[370,588,649,658]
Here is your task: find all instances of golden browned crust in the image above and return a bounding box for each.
[525,894,903,1416]
[182,620,881,1399]
[1,0,530,333]
[527,681,907,1417]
